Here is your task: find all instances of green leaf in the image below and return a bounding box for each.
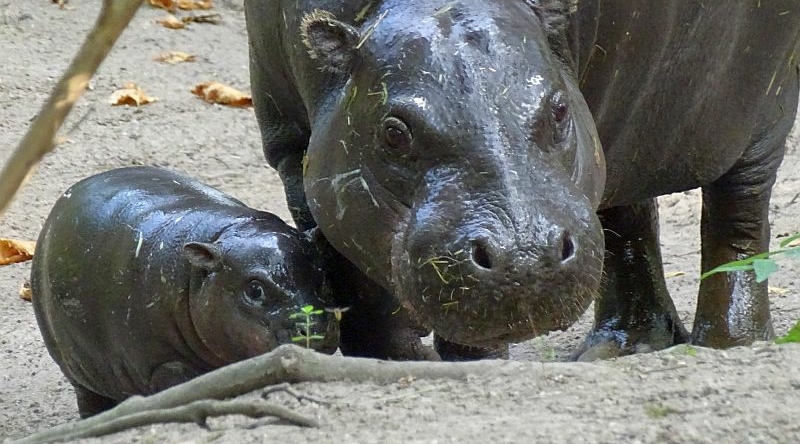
[779,234,800,248]
[309,335,326,340]
[310,309,324,315]
[775,321,800,344]
[783,248,800,258]
[288,313,306,319]
[291,336,306,342]
[301,305,315,314]
[752,258,779,283]
[700,264,754,280]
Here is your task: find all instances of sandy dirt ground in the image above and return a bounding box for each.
[1,2,800,443]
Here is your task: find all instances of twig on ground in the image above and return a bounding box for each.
[0,0,143,217]
[14,344,519,444]
[261,383,332,406]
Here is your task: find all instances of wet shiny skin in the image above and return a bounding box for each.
[247,0,800,359]
[32,167,338,417]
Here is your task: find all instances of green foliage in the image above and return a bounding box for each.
[700,234,800,283]
[289,305,326,349]
[775,320,800,345]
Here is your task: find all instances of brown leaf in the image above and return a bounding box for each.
[156,14,187,29]
[154,51,197,64]
[191,82,252,107]
[149,0,176,11]
[20,280,32,302]
[0,239,36,266]
[51,0,68,9]
[183,13,222,24]
[109,82,158,107]
[665,271,686,278]
[176,0,214,10]
[768,286,789,295]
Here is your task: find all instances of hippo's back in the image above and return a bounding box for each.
[576,1,800,207]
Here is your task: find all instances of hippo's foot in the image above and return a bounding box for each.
[75,384,118,418]
[571,319,687,361]
[434,335,509,361]
[575,200,689,361]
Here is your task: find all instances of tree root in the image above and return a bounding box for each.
[0,0,143,217]
[13,345,517,444]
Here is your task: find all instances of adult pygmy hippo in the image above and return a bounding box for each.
[32,166,338,417]
[245,0,800,360]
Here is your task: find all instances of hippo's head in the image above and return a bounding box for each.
[183,216,339,359]
[300,1,605,347]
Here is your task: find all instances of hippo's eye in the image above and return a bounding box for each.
[382,116,413,151]
[553,103,569,123]
[551,100,570,143]
[244,280,267,303]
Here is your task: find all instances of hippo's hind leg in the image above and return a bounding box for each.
[693,131,787,347]
[74,384,117,418]
[572,199,689,361]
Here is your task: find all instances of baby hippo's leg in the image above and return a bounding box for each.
[150,361,202,393]
[74,384,117,418]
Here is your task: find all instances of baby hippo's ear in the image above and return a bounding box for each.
[183,242,223,271]
[300,9,361,74]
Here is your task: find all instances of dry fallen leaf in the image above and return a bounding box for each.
[20,281,32,302]
[0,239,36,266]
[183,13,222,24]
[177,0,213,10]
[768,286,790,296]
[149,0,176,11]
[51,0,68,9]
[150,0,213,12]
[109,82,158,106]
[192,82,252,107]
[154,51,197,64]
[156,14,187,29]
[665,271,686,278]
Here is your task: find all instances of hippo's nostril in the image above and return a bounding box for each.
[560,230,575,262]
[470,240,493,270]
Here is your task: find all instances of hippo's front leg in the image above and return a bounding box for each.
[693,143,782,346]
[573,199,689,361]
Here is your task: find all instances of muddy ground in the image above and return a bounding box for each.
[1,2,799,443]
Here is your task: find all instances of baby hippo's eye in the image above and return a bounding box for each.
[244,280,267,303]
[382,116,413,151]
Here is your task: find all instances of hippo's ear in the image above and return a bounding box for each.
[183,242,223,271]
[300,10,361,74]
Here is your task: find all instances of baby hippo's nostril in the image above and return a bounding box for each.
[560,230,575,263]
[470,239,493,270]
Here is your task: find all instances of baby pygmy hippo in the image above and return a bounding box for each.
[32,166,338,417]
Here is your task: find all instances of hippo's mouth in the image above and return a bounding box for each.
[390,215,604,348]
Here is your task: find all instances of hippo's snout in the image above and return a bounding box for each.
[392,189,603,347]
[467,228,577,272]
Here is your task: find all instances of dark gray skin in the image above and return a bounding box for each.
[245,0,800,360]
[32,166,338,417]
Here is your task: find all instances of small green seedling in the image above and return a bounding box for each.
[289,305,326,349]
[700,233,800,283]
[775,320,800,345]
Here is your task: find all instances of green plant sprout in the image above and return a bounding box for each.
[700,233,800,283]
[289,305,326,349]
[775,321,800,345]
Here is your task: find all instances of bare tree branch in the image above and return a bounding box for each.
[13,345,522,444]
[0,0,144,217]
